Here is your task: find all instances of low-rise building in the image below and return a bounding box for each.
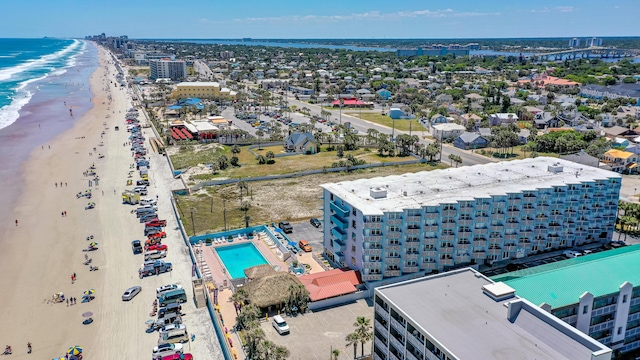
[489,113,519,126]
[373,268,611,360]
[492,245,640,354]
[602,149,639,174]
[453,132,489,150]
[432,123,465,140]
[284,132,317,154]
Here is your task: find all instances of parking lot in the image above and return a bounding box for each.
[285,220,325,255]
[260,299,373,360]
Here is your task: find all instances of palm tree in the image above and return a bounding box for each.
[353,316,373,357]
[217,155,229,170]
[244,325,265,359]
[332,348,341,360]
[345,332,359,359]
[240,201,251,228]
[255,129,265,150]
[231,144,241,155]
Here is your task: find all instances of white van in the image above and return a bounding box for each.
[140,198,157,206]
[159,324,187,338]
[158,328,189,345]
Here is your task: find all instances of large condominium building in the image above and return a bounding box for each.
[149,59,187,81]
[320,157,620,283]
[373,268,612,360]
[172,82,237,99]
[492,245,640,354]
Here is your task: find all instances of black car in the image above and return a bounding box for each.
[310,218,321,228]
[131,240,143,254]
[278,221,293,234]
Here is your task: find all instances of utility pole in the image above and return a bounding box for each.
[223,200,227,231]
[190,208,196,236]
[210,197,213,213]
[339,98,344,125]
[439,131,443,162]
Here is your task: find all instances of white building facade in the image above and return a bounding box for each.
[320,158,621,283]
[149,59,187,81]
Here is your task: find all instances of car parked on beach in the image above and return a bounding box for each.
[144,250,167,261]
[145,227,163,236]
[148,231,167,240]
[146,219,167,227]
[140,198,157,206]
[131,240,143,254]
[122,286,142,301]
[140,214,158,223]
[152,343,183,359]
[148,244,168,252]
[157,284,183,297]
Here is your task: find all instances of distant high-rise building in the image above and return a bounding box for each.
[585,37,603,47]
[149,59,187,81]
[569,38,580,48]
[219,51,234,60]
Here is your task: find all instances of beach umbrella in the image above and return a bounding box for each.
[83,289,95,296]
[82,311,93,318]
[67,346,83,355]
[89,242,98,247]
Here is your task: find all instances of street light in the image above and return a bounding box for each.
[189,208,196,236]
[339,98,344,125]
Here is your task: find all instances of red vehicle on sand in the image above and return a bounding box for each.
[148,231,167,241]
[145,219,167,227]
[145,238,162,246]
[147,243,168,251]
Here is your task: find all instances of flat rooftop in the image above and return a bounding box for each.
[321,157,619,215]
[176,81,221,87]
[377,269,607,360]
[492,245,640,309]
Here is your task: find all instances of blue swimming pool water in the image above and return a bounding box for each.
[215,243,269,279]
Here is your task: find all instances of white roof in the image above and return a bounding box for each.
[191,121,218,132]
[320,157,620,215]
[432,123,465,131]
[175,81,220,88]
[491,113,519,119]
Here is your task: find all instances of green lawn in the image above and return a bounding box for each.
[477,146,560,160]
[345,112,422,132]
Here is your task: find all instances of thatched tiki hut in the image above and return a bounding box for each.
[243,265,307,312]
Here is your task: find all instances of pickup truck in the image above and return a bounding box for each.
[144,226,163,236]
[278,221,293,234]
[131,240,143,254]
[139,260,172,278]
[146,219,167,227]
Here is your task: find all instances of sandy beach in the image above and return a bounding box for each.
[0,43,221,359]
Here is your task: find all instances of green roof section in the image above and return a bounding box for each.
[491,245,640,309]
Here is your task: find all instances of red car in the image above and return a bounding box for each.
[145,238,162,246]
[148,231,167,240]
[146,219,167,227]
[147,243,168,251]
[161,354,193,360]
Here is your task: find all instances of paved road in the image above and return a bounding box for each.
[252,89,493,166]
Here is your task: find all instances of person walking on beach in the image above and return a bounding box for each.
[55,182,58,188]
[27,342,31,354]
[15,220,18,226]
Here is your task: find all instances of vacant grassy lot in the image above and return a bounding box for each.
[346,112,422,132]
[175,143,418,183]
[177,161,448,235]
[478,146,560,160]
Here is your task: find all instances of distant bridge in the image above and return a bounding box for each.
[534,47,640,62]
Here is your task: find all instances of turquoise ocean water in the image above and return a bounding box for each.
[0,38,83,130]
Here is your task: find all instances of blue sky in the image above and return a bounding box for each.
[2,0,637,39]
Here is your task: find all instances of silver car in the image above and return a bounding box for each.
[122,286,142,301]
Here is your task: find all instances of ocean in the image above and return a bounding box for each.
[0,38,97,230]
[0,38,86,130]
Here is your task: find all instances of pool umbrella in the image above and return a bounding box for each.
[67,346,83,355]
[89,242,98,247]
[83,289,95,296]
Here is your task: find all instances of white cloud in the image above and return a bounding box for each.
[232,9,499,23]
[555,6,575,12]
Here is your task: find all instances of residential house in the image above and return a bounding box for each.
[432,123,465,140]
[604,126,638,140]
[464,93,484,102]
[389,108,415,119]
[376,88,392,100]
[527,94,548,105]
[459,113,482,128]
[625,144,640,155]
[581,83,640,105]
[601,149,639,173]
[288,86,314,96]
[524,106,544,116]
[478,127,493,140]
[435,94,453,104]
[560,150,602,168]
[613,137,631,149]
[518,129,531,144]
[430,114,448,130]
[453,132,489,150]
[533,112,560,129]
[489,113,518,126]
[284,132,317,154]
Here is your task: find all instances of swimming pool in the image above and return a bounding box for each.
[215,243,269,279]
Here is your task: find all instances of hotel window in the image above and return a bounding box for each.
[351,245,356,252]
[389,226,400,232]
[371,229,381,235]
[532,246,538,252]
[503,252,509,259]
[624,295,628,303]
[370,256,380,261]
[406,261,418,267]
[583,305,589,314]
